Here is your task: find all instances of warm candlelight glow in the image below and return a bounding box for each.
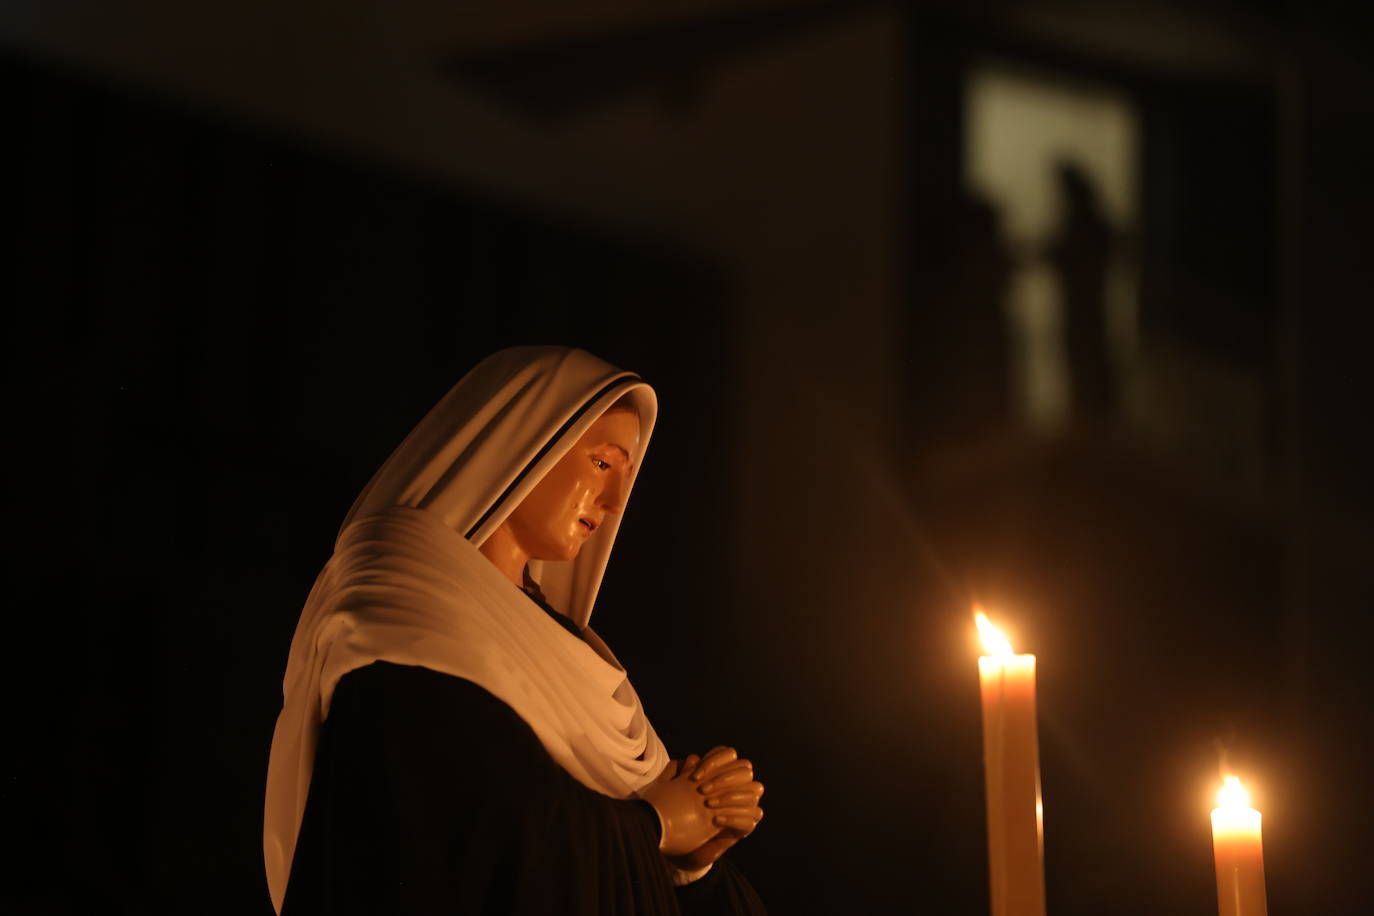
[974,604,1044,916]
[1217,775,1251,810]
[1211,773,1266,915]
[1212,775,1262,835]
[975,608,1016,660]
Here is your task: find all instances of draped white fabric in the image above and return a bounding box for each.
[263,347,667,913]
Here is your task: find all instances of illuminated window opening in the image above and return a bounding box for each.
[963,63,1139,432]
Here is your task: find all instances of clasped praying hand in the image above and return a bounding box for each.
[639,746,765,872]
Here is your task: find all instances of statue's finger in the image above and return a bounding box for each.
[698,764,754,794]
[690,746,738,781]
[705,788,764,808]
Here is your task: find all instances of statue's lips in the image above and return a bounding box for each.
[578,517,599,533]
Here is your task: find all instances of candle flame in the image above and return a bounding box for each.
[974,608,1016,659]
[1217,775,1251,810]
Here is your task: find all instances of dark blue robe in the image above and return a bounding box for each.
[282,661,765,915]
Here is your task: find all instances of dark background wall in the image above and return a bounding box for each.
[4,2,1373,913]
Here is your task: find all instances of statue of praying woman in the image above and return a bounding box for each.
[263,347,767,914]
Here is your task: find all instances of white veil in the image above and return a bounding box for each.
[262,347,668,912]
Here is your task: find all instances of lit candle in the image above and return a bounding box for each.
[1211,775,1267,916]
[976,609,1046,916]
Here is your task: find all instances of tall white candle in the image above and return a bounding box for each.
[1211,776,1267,916]
[976,609,1046,916]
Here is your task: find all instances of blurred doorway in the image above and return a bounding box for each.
[964,63,1139,433]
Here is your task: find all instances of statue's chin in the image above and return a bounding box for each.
[534,542,581,564]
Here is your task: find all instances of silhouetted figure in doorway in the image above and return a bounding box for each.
[1047,162,1115,423]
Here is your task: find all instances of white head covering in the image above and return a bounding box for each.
[262,347,668,913]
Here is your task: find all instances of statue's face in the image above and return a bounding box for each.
[505,408,640,562]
